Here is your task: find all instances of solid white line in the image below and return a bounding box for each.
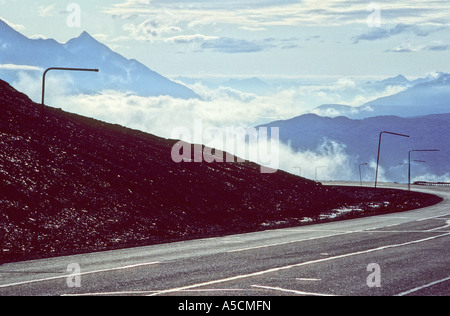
[227,227,446,254]
[296,278,321,282]
[425,220,450,232]
[62,288,251,296]
[63,290,160,296]
[416,213,450,222]
[251,285,336,296]
[396,276,450,296]
[227,232,349,253]
[149,233,450,296]
[294,229,448,234]
[0,261,160,289]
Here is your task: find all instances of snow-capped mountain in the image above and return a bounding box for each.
[0,19,198,99]
[310,73,450,119]
[378,74,411,86]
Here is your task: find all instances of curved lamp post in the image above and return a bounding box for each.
[359,163,368,187]
[375,131,410,189]
[42,67,99,105]
[408,149,440,191]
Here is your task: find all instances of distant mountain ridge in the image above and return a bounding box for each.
[380,74,410,85]
[310,73,450,119]
[260,113,450,182]
[0,19,198,99]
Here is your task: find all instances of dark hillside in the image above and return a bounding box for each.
[0,80,441,263]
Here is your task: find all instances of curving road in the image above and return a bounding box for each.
[0,183,449,296]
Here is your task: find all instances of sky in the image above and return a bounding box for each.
[1,0,449,79]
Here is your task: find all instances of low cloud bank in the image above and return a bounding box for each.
[9,72,444,182]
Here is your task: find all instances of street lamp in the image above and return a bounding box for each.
[408,149,440,191]
[359,163,368,187]
[42,67,99,105]
[375,131,410,189]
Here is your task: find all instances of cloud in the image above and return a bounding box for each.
[279,139,354,181]
[164,34,296,54]
[384,41,422,53]
[104,0,450,30]
[384,41,450,53]
[123,18,181,41]
[0,16,25,31]
[12,73,306,135]
[413,173,450,183]
[11,71,446,182]
[105,0,449,60]
[425,44,450,51]
[0,64,42,71]
[12,70,413,129]
[50,87,303,137]
[353,23,440,44]
[12,71,75,103]
[29,34,52,40]
[200,37,269,54]
[38,4,57,17]
[164,34,219,44]
[164,34,298,53]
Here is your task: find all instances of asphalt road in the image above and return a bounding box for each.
[0,183,449,296]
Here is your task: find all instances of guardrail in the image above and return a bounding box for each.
[413,181,450,187]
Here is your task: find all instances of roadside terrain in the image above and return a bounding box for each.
[0,80,442,263]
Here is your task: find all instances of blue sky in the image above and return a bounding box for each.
[1,0,449,79]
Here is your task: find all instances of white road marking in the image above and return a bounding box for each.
[0,261,160,289]
[425,220,450,232]
[63,290,159,296]
[416,213,450,222]
[62,288,252,296]
[227,232,349,253]
[396,276,450,296]
[149,233,450,296]
[228,227,446,254]
[228,210,450,254]
[296,278,321,282]
[251,285,336,296]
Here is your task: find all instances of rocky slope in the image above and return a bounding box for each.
[0,80,441,263]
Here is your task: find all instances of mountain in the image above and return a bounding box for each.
[378,74,410,86]
[362,73,450,117]
[410,72,447,86]
[260,113,450,182]
[0,19,198,99]
[310,104,366,118]
[309,73,450,119]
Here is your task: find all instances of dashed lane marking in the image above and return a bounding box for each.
[149,233,450,296]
